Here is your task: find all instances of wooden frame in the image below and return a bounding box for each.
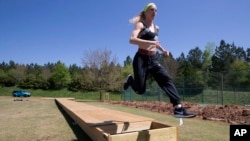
[55,98,178,141]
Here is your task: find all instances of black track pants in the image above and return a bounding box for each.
[131,52,181,106]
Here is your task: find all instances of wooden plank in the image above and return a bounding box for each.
[76,110,152,126]
[95,120,152,134]
[56,98,153,133]
[109,125,178,141]
[56,99,109,141]
[55,98,178,141]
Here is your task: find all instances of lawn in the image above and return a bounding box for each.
[0,86,122,101]
[0,96,91,141]
[0,96,230,141]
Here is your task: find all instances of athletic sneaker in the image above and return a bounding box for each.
[174,106,196,118]
[123,74,133,90]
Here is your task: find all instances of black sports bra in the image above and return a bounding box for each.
[137,22,158,41]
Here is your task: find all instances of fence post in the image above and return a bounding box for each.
[221,72,224,105]
[217,89,219,104]
[201,92,204,104]
[182,77,185,101]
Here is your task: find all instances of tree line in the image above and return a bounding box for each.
[1,40,250,93]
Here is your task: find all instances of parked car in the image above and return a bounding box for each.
[12,90,31,97]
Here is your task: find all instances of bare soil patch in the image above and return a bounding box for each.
[104,100,250,124]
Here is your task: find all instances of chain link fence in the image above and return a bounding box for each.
[122,70,250,106]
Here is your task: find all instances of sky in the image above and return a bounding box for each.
[1,0,250,67]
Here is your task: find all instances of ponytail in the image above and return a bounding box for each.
[129,11,145,24]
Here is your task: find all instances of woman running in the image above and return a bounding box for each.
[123,2,196,118]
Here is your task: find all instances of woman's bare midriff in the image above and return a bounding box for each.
[138,45,157,52]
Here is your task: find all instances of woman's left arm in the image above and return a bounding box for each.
[155,25,169,56]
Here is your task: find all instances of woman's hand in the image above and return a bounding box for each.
[155,42,169,57]
[162,50,169,57]
[154,41,161,48]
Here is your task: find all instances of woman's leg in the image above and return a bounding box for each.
[123,53,148,94]
[150,63,181,106]
[131,53,148,94]
[150,59,196,118]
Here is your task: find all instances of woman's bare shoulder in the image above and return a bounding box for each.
[134,22,144,29]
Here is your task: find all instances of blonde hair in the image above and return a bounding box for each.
[129,3,156,24]
[129,11,145,24]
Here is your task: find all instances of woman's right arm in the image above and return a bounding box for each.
[129,22,158,47]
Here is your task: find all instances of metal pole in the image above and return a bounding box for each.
[221,72,224,105]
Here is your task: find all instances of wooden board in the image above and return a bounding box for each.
[55,98,178,141]
[109,127,177,141]
[56,98,153,134]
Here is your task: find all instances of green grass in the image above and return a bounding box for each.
[0,96,91,141]
[0,86,122,101]
[181,89,250,105]
[2,86,250,105]
[123,87,250,105]
[0,96,229,141]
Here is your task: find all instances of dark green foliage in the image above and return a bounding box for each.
[0,40,249,93]
[48,62,71,90]
[124,56,132,67]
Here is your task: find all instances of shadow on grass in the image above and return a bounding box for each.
[55,100,92,141]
